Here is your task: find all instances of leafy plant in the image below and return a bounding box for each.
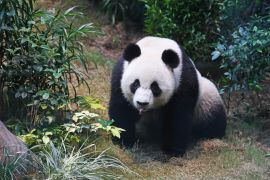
[65,110,125,139]
[19,109,124,148]
[38,141,136,179]
[19,125,81,148]
[0,0,94,126]
[212,14,270,92]
[143,0,221,62]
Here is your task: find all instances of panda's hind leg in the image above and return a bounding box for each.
[192,76,227,139]
[192,103,227,139]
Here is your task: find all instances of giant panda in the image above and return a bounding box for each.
[109,36,226,156]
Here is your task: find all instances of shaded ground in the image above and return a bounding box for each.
[36,0,270,179]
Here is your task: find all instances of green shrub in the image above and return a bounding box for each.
[0,0,35,121]
[0,0,94,126]
[99,0,125,25]
[212,14,270,92]
[98,0,144,26]
[143,0,221,62]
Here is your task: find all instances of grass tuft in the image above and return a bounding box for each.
[0,147,40,179]
[38,140,137,179]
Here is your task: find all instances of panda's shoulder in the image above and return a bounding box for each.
[174,51,199,97]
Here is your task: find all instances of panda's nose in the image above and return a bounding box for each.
[136,101,149,107]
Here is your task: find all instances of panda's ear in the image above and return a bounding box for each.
[162,49,179,69]
[123,43,141,62]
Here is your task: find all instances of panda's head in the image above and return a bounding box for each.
[120,37,181,113]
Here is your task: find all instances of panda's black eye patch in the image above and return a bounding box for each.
[130,79,140,94]
[151,81,162,97]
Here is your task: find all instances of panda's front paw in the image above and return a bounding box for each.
[162,147,185,157]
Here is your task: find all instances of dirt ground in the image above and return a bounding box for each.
[38,0,270,179]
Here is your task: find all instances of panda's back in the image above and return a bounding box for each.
[193,71,225,122]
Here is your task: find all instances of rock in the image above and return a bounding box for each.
[0,121,40,177]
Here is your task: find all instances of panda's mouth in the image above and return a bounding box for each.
[139,108,145,114]
[138,108,149,115]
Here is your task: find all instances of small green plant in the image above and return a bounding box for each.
[19,126,80,148]
[65,110,125,139]
[38,141,136,179]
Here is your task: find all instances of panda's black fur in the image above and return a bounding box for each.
[109,37,226,156]
[109,57,140,146]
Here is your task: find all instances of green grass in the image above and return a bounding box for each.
[245,144,266,166]
[218,148,243,169]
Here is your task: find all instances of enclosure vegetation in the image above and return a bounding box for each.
[0,0,269,179]
[0,0,130,178]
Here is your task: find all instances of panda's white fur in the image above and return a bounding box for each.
[121,36,183,111]
[194,70,225,123]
